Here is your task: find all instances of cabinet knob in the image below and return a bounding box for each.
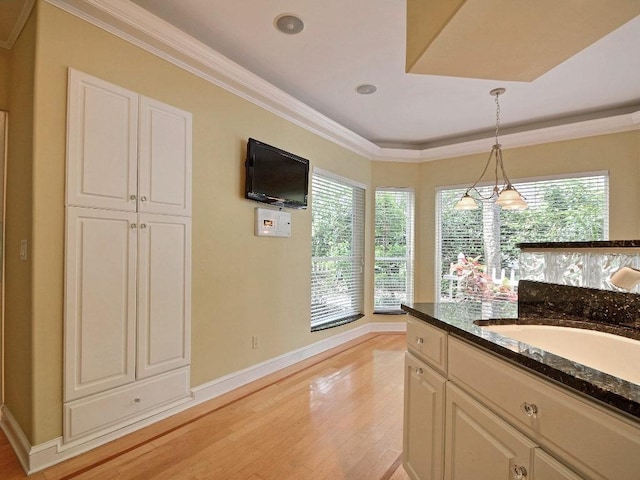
[520,402,538,418]
[415,337,424,345]
[140,196,147,202]
[512,465,528,479]
[131,224,137,230]
[140,223,147,229]
[415,367,423,375]
[130,194,137,201]
[133,397,141,404]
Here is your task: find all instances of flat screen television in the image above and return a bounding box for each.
[244,138,310,209]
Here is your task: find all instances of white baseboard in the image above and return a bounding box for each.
[191,321,405,403]
[0,322,405,474]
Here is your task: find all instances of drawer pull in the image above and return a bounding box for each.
[133,397,141,404]
[512,465,528,479]
[415,337,424,345]
[415,367,424,375]
[520,402,538,417]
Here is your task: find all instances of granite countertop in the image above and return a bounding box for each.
[401,301,640,421]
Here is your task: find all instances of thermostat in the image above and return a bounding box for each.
[255,208,291,237]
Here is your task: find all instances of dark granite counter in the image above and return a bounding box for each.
[517,240,640,249]
[401,301,640,421]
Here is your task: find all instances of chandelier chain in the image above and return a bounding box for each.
[495,92,501,145]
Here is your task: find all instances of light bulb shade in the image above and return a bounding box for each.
[501,197,528,210]
[495,187,521,203]
[495,186,527,210]
[454,193,479,210]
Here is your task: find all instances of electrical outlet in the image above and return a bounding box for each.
[251,335,259,350]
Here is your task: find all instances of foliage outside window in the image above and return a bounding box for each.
[437,173,609,303]
[311,170,365,330]
[374,189,415,312]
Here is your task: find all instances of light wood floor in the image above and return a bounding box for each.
[1,334,411,480]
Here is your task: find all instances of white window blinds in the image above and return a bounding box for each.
[436,172,609,303]
[374,188,415,312]
[311,171,365,330]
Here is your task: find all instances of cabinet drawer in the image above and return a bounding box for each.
[448,337,640,480]
[64,367,190,442]
[407,316,447,374]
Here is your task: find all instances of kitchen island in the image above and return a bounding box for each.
[401,282,640,480]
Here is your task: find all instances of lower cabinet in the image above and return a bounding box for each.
[403,352,446,480]
[64,206,192,442]
[402,317,637,480]
[533,450,584,480]
[445,383,538,480]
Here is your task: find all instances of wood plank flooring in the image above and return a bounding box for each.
[1,334,411,480]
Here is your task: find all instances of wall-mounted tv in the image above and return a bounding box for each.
[244,138,310,209]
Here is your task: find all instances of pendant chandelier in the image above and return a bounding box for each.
[454,88,527,211]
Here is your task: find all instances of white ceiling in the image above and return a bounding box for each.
[2,0,640,152]
[127,0,640,149]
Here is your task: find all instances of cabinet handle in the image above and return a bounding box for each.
[140,196,147,202]
[130,194,137,201]
[140,224,147,229]
[415,337,424,345]
[520,402,538,418]
[415,367,423,375]
[512,465,528,479]
[133,397,141,404]
[131,224,137,230]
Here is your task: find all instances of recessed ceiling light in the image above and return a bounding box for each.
[356,84,377,95]
[275,14,304,35]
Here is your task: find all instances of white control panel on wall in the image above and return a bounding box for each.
[255,208,291,237]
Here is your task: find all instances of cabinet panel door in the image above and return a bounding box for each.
[66,69,138,211]
[138,97,192,216]
[534,449,583,480]
[445,383,536,480]
[65,207,137,401]
[137,214,191,379]
[403,352,446,480]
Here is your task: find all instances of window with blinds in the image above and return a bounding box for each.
[311,170,365,330]
[436,172,609,303]
[374,188,415,312]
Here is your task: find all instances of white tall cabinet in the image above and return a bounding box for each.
[63,69,192,443]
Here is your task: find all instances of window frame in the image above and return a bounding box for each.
[310,168,366,331]
[435,171,609,302]
[374,187,415,314]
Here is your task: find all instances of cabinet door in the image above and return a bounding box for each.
[136,214,191,379]
[138,97,192,216]
[403,352,446,480]
[64,207,138,401]
[66,69,138,211]
[533,449,583,480]
[445,383,536,480]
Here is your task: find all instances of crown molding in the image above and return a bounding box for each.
[44,0,640,162]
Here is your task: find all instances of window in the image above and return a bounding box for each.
[374,188,415,312]
[311,170,365,330]
[436,172,609,303]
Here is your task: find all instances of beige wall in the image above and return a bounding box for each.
[4,5,36,439]
[416,131,640,302]
[4,0,640,446]
[0,48,9,110]
[20,1,374,444]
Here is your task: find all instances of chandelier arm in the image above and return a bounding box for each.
[465,147,495,194]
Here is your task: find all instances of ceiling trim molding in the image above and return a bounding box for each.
[44,0,640,163]
[375,109,640,162]
[0,0,35,49]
